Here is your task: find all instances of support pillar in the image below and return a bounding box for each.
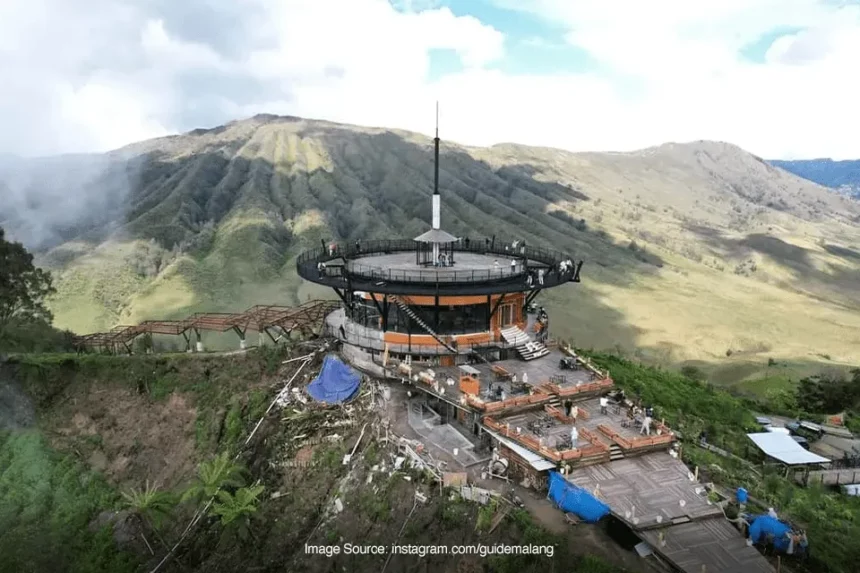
[233,326,247,350]
[381,297,390,332]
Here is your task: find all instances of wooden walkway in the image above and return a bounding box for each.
[640,519,774,573]
[567,452,723,527]
[566,452,774,573]
[797,468,860,486]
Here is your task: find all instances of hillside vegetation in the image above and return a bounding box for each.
[0,347,629,573]
[2,115,860,383]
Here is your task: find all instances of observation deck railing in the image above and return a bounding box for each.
[297,237,578,286]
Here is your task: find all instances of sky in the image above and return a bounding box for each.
[1,0,860,159]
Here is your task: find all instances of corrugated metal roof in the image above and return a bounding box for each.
[747,432,830,466]
[485,428,557,471]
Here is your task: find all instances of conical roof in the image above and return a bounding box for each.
[413,228,458,244]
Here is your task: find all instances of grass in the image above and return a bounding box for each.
[0,430,137,573]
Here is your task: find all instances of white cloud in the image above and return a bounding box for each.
[0,0,858,159]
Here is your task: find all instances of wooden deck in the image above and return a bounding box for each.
[796,468,860,486]
[640,519,774,573]
[567,452,775,573]
[567,452,723,528]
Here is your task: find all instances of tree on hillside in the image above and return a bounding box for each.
[796,370,860,414]
[0,226,56,339]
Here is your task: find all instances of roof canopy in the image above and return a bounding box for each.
[747,432,830,466]
[413,229,458,244]
[485,428,556,471]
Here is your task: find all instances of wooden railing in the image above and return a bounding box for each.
[597,423,675,450]
[539,377,614,397]
[484,416,610,463]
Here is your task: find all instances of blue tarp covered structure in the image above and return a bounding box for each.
[748,515,793,552]
[307,355,361,404]
[547,471,610,523]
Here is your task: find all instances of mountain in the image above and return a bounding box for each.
[2,114,860,375]
[770,158,860,199]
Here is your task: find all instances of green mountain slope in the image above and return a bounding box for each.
[2,114,860,373]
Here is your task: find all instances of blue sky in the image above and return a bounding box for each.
[739,26,807,62]
[425,0,597,79]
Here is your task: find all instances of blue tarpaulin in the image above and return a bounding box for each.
[748,515,793,552]
[307,355,361,404]
[547,471,610,523]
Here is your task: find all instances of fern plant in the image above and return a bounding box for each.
[212,483,265,542]
[181,452,246,505]
[120,480,175,531]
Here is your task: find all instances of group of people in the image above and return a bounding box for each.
[525,268,545,287]
[624,402,655,435]
[560,395,610,448]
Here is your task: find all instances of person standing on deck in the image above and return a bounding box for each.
[570,426,579,448]
[522,372,528,387]
[640,415,652,435]
[564,398,573,417]
[571,405,579,423]
[510,258,516,273]
[600,395,609,415]
[537,268,545,285]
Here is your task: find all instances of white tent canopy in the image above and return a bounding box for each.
[747,432,830,466]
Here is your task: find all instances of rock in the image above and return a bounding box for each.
[89,510,140,545]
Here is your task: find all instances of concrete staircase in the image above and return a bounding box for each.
[609,443,625,461]
[500,326,549,361]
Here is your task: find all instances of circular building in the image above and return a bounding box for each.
[296,127,582,371]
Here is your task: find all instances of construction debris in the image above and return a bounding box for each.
[457,485,498,505]
[442,472,469,487]
[342,423,368,465]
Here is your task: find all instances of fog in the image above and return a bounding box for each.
[0,153,143,251]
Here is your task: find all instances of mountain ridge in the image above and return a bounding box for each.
[769,158,860,199]
[1,114,859,371]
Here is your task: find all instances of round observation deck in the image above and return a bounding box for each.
[296,238,581,295]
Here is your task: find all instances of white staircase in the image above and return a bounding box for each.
[500,326,549,361]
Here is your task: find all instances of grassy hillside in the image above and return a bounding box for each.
[0,348,631,573]
[2,114,860,381]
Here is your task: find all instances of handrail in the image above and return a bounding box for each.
[298,237,578,285]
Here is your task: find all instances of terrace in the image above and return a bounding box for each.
[483,395,676,466]
[402,349,613,411]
